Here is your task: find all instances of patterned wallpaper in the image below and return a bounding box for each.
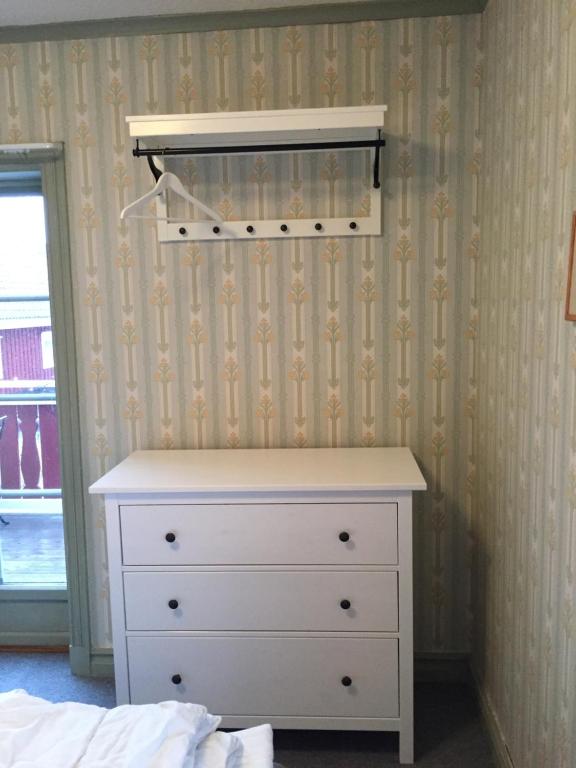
[475,0,576,766]
[0,16,481,651]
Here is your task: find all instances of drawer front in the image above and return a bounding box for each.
[127,636,399,718]
[120,503,398,566]
[124,571,398,632]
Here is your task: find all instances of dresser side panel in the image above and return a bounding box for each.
[104,495,129,704]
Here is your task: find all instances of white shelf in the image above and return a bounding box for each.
[124,106,387,241]
[126,105,387,150]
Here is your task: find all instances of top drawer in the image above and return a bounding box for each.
[119,503,398,566]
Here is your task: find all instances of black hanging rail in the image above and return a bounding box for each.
[134,131,386,189]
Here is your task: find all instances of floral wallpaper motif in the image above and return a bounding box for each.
[0,16,481,654]
[475,0,576,765]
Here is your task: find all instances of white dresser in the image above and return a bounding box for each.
[89,447,425,764]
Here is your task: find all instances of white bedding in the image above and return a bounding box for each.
[0,690,273,768]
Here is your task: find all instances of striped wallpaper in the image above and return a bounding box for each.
[0,16,481,655]
[474,0,576,765]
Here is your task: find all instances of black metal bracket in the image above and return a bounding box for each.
[135,134,386,189]
[373,130,382,189]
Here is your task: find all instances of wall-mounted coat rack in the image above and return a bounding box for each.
[125,106,387,242]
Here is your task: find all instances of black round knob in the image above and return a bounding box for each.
[171,674,182,685]
[168,599,179,610]
[247,225,255,233]
[341,676,352,687]
[178,227,187,235]
[315,222,322,231]
[213,226,221,234]
[339,531,350,542]
[165,532,176,543]
[280,224,288,232]
[340,599,351,610]
[349,221,357,230]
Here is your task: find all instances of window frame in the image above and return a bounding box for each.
[0,145,91,673]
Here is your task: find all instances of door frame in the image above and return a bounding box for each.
[0,144,92,674]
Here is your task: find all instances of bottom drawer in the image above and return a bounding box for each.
[127,636,399,718]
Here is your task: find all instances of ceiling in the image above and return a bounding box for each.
[2,0,370,26]
[0,0,487,43]
[1,0,485,27]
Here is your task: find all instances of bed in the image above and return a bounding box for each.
[0,690,276,767]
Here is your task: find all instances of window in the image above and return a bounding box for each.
[0,174,65,586]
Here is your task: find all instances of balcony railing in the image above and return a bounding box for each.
[0,400,61,497]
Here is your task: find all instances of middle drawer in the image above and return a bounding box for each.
[124,571,398,632]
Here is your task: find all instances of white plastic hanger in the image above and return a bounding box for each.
[120,171,222,223]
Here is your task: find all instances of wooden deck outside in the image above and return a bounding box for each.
[0,503,66,585]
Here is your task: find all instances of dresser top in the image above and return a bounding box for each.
[89,447,426,494]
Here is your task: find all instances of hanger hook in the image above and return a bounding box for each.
[147,154,163,182]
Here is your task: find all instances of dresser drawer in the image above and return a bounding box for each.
[124,571,398,632]
[127,636,399,718]
[119,503,398,566]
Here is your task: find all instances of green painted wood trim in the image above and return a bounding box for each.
[0,146,63,160]
[90,648,114,679]
[0,589,67,601]
[0,0,488,44]
[42,148,92,676]
[472,671,514,768]
[0,588,69,646]
[0,147,92,674]
[69,645,91,677]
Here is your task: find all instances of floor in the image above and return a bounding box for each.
[0,652,496,767]
[0,651,115,708]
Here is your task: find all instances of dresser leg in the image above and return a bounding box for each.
[399,729,414,764]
